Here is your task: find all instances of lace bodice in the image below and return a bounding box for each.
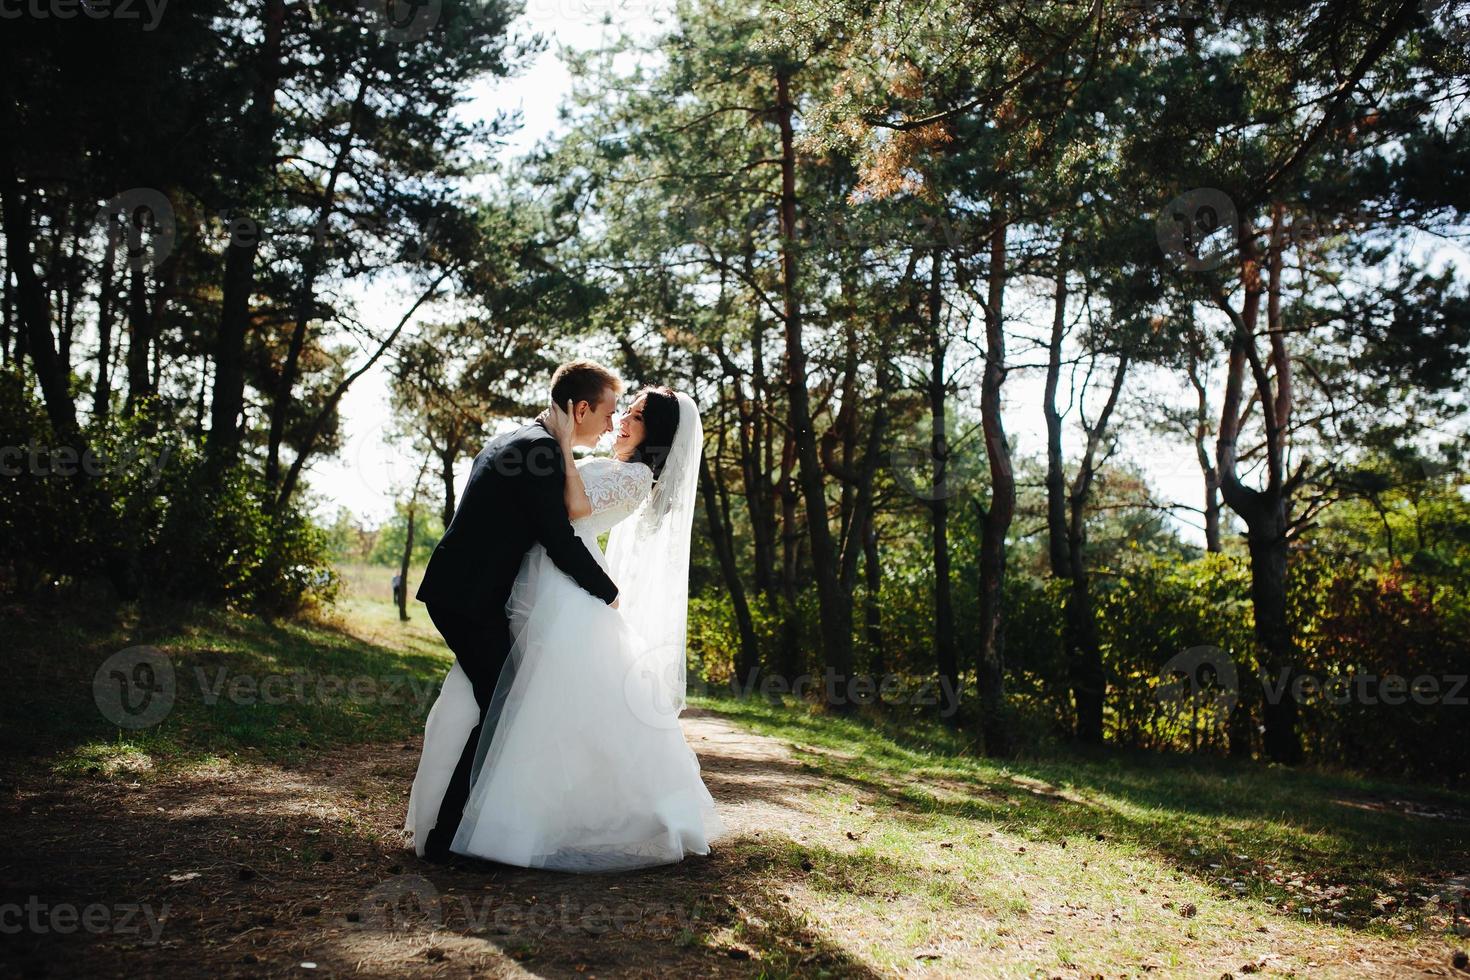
[573,457,653,537]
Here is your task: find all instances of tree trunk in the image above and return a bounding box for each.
[974,217,1013,756]
[1043,262,1070,577]
[123,267,155,414]
[1214,209,1302,764]
[1185,341,1222,553]
[701,451,760,689]
[1064,557,1105,743]
[777,429,803,680]
[2,247,12,364]
[440,439,458,529]
[1203,473,1223,553]
[398,497,416,621]
[207,0,284,467]
[862,511,883,679]
[1065,503,1105,745]
[56,206,82,374]
[92,229,118,421]
[1247,504,1299,762]
[925,249,959,719]
[718,321,776,600]
[774,68,852,694]
[208,236,256,464]
[0,162,78,440]
[727,317,784,676]
[1066,353,1128,744]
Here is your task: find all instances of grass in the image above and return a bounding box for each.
[3,563,451,776]
[686,693,1470,970]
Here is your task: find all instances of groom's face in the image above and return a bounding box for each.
[573,386,618,447]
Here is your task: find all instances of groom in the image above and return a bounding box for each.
[415,358,624,862]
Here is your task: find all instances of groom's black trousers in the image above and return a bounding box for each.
[423,600,512,860]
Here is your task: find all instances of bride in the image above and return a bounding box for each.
[405,386,724,872]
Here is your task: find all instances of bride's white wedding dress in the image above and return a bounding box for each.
[405,452,723,872]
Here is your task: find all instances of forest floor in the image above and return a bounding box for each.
[3,574,1469,978]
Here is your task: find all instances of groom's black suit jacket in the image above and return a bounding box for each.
[416,421,618,621]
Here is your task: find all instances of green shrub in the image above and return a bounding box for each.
[0,371,336,612]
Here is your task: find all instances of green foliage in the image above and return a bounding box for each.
[1291,550,1470,786]
[1095,551,1255,751]
[0,370,336,612]
[321,506,377,564]
[1000,575,1071,737]
[689,535,1469,785]
[366,501,444,567]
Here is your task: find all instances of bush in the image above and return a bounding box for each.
[1292,552,1469,785]
[0,372,336,612]
[1095,551,1255,751]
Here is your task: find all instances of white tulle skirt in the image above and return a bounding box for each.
[404,660,479,856]
[405,533,723,872]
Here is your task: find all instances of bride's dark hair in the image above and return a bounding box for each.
[628,386,680,480]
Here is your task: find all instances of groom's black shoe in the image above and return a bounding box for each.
[422,829,452,864]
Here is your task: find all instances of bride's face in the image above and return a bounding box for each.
[612,394,648,459]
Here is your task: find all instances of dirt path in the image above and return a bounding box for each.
[0,709,859,979]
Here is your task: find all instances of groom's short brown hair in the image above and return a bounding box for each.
[550,359,621,410]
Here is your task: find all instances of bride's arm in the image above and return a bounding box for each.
[562,456,593,520]
[553,400,594,520]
